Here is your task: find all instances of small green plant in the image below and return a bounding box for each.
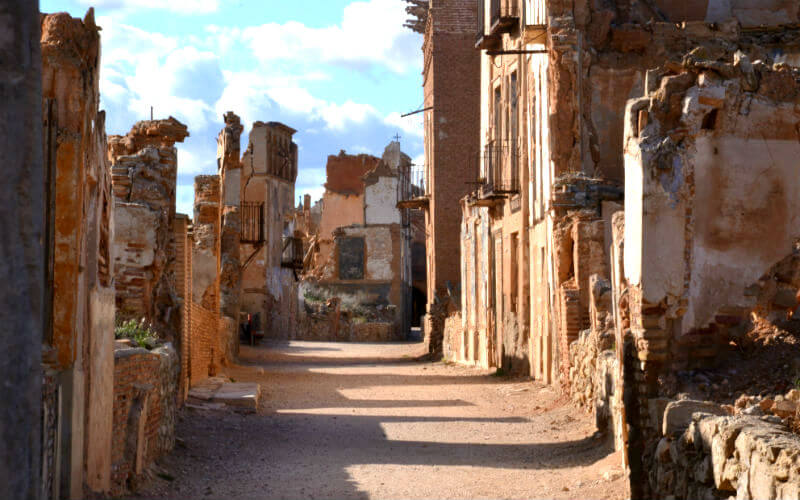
[115,319,157,348]
[794,377,800,390]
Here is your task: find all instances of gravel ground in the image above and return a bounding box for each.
[128,341,627,500]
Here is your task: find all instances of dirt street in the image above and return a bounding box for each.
[131,341,627,500]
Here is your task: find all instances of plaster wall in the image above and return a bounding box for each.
[320,192,364,241]
[365,176,401,225]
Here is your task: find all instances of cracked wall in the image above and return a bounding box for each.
[40,10,117,498]
[110,117,188,345]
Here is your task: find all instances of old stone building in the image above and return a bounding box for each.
[416,0,481,351]
[438,0,800,498]
[301,142,419,341]
[239,121,299,339]
[39,10,118,498]
[110,118,189,341]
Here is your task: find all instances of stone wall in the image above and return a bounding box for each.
[218,112,243,362]
[240,121,299,339]
[111,343,179,495]
[111,117,189,345]
[193,175,221,312]
[647,399,800,500]
[40,10,118,497]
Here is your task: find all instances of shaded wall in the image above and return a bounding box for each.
[0,2,43,498]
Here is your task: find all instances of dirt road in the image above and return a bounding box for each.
[133,341,627,500]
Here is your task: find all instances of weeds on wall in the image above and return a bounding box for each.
[115,318,159,349]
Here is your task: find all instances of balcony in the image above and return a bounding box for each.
[240,202,264,244]
[281,236,304,270]
[490,0,520,35]
[397,164,429,210]
[474,141,520,205]
[475,0,501,50]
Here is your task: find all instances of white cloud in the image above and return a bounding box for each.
[216,71,382,132]
[384,111,424,138]
[78,0,219,14]
[98,17,222,132]
[239,0,421,74]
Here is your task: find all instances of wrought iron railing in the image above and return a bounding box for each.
[281,236,304,269]
[240,202,264,244]
[480,140,520,196]
[399,165,427,203]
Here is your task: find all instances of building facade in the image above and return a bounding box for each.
[418,0,482,351]
[239,121,300,339]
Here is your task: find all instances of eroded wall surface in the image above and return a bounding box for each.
[0,2,43,498]
[218,112,243,361]
[41,10,117,497]
[240,121,299,338]
[110,117,188,344]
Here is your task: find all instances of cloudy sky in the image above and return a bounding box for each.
[41,0,425,215]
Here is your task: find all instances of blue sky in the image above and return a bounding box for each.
[41,0,425,215]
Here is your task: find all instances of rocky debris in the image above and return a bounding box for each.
[652,404,800,500]
[662,400,729,437]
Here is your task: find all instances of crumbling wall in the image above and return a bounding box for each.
[218,112,243,362]
[110,117,188,345]
[192,175,221,312]
[619,54,800,497]
[111,342,178,495]
[240,121,299,339]
[40,10,117,497]
[645,397,800,500]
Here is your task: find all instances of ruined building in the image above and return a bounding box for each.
[415,0,481,353]
[436,0,800,498]
[301,142,422,341]
[39,11,117,498]
[239,121,300,339]
[110,117,189,340]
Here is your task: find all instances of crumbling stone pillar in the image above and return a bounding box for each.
[110,117,189,344]
[0,2,43,499]
[192,175,221,312]
[218,112,244,361]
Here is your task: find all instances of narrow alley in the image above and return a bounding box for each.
[133,341,626,500]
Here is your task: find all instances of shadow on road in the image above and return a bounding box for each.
[134,341,617,500]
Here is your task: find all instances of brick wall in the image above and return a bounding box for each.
[171,215,191,402]
[425,0,481,305]
[189,303,221,386]
[111,345,178,495]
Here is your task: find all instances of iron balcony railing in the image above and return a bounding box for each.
[480,140,520,196]
[400,165,427,202]
[281,236,304,269]
[240,202,265,244]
